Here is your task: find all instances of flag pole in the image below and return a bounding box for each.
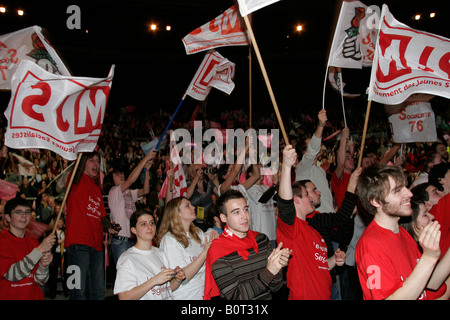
[51,152,83,235]
[155,97,185,150]
[338,69,348,128]
[249,41,253,129]
[357,100,372,168]
[242,15,289,145]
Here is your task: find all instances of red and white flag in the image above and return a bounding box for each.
[0,179,18,201]
[388,101,437,143]
[368,5,450,104]
[4,60,114,160]
[236,0,281,17]
[327,1,378,69]
[182,6,248,55]
[10,152,36,177]
[0,26,70,90]
[158,141,188,199]
[185,50,235,101]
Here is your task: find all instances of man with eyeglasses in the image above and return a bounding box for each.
[0,197,56,300]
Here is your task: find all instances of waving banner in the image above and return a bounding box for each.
[4,60,114,160]
[388,101,437,143]
[0,26,70,90]
[327,1,377,69]
[185,50,235,101]
[236,0,281,17]
[182,6,248,55]
[368,5,450,104]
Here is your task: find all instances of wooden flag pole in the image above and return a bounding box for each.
[51,152,83,235]
[243,15,289,145]
[357,100,372,168]
[249,42,252,129]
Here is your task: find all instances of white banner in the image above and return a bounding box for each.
[368,4,450,104]
[4,60,114,160]
[0,26,70,90]
[185,50,235,101]
[327,1,378,69]
[388,101,437,143]
[182,6,249,55]
[236,0,280,17]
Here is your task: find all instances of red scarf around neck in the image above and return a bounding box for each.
[203,226,259,300]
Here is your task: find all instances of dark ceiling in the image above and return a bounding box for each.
[1,0,448,122]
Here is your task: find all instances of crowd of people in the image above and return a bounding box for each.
[0,96,450,301]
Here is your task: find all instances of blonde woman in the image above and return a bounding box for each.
[157,197,217,300]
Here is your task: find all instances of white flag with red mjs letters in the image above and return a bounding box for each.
[182,6,249,55]
[236,0,281,17]
[327,1,377,69]
[4,60,114,161]
[368,5,450,105]
[388,101,437,143]
[185,50,235,101]
[0,26,70,90]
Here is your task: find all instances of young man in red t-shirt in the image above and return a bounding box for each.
[276,145,346,300]
[356,164,450,300]
[65,152,107,300]
[0,198,55,300]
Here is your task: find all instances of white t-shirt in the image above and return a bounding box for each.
[247,184,277,241]
[159,231,206,300]
[114,246,173,300]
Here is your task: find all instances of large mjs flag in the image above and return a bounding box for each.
[4,60,114,160]
[0,26,70,90]
[368,5,450,105]
[182,6,248,55]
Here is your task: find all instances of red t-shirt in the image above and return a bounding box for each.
[0,230,44,300]
[65,173,106,252]
[277,216,332,300]
[429,193,450,258]
[356,221,446,300]
[331,171,350,210]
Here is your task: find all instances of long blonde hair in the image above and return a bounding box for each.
[156,197,201,247]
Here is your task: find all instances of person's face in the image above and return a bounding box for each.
[436,144,448,161]
[361,157,372,169]
[415,203,435,233]
[131,214,156,242]
[6,205,32,236]
[379,177,413,217]
[294,186,315,216]
[220,197,250,238]
[425,185,445,210]
[84,155,100,178]
[113,172,125,186]
[178,198,196,224]
[305,181,321,208]
[439,170,450,193]
[344,152,355,171]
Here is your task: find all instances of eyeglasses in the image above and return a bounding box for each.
[12,210,32,216]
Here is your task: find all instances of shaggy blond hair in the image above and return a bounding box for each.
[155,197,202,247]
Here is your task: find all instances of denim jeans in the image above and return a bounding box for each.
[67,244,105,300]
[111,237,134,264]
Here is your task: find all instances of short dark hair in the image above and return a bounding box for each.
[217,189,246,216]
[410,182,431,202]
[292,180,311,198]
[130,209,154,230]
[428,162,450,191]
[4,198,32,216]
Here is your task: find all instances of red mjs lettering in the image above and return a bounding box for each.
[209,6,242,35]
[376,30,412,83]
[21,82,51,122]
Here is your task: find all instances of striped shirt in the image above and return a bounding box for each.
[211,233,282,300]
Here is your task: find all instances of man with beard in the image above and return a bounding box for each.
[355,164,450,300]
